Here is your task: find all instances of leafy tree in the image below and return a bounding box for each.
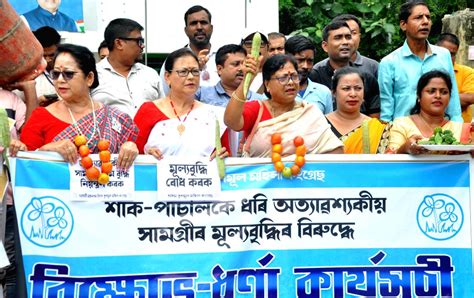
[279,0,468,61]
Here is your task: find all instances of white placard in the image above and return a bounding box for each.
[157,157,221,201]
[69,154,135,201]
[469,46,474,60]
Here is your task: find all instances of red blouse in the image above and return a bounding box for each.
[20,107,70,150]
[134,101,231,155]
[134,102,169,154]
[241,100,272,139]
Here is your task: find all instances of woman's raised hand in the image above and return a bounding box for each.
[198,49,209,70]
[243,54,259,77]
[117,141,139,169]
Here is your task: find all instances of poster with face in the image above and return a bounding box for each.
[9,0,84,32]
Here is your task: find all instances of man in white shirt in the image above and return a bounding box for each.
[92,18,164,117]
[161,5,219,95]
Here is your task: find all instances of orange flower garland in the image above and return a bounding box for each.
[74,135,112,185]
[271,133,306,178]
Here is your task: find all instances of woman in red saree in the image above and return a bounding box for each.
[19,44,138,168]
[224,54,343,157]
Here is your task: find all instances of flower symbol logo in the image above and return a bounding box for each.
[439,203,458,223]
[21,196,74,248]
[421,196,444,217]
[27,197,54,221]
[47,207,68,229]
[417,194,463,241]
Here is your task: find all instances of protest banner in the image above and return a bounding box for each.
[9,153,473,297]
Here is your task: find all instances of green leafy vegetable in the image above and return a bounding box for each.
[418,127,463,145]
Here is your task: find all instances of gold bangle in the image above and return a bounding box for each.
[231,91,246,103]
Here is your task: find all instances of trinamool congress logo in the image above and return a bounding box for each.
[417,193,463,241]
[21,196,74,247]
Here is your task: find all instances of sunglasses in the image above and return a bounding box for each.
[50,70,78,81]
[119,37,145,47]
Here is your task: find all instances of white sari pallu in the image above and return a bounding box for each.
[144,104,225,158]
[243,101,343,158]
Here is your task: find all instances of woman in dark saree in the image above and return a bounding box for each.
[19,44,138,168]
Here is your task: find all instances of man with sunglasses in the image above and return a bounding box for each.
[92,18,164,117]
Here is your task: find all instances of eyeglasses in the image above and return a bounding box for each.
[243,40,268,48]
[118,37,145,47]
[174,68,200,77]
[50,70,78,81]
[271,73,300,85]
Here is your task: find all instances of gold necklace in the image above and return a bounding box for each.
[417,114,446,134]
[169,97,194,135]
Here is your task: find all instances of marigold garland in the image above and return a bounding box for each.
[271,133,306,178]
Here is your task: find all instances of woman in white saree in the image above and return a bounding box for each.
[134,48,227,159]
[224,54,343,157]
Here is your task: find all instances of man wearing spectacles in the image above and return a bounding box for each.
[92,18,164,117]
[240,30,269,95]
[285,35,333,115]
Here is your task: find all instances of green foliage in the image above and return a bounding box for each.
[279,0,468,61]
[418,128,461,145]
